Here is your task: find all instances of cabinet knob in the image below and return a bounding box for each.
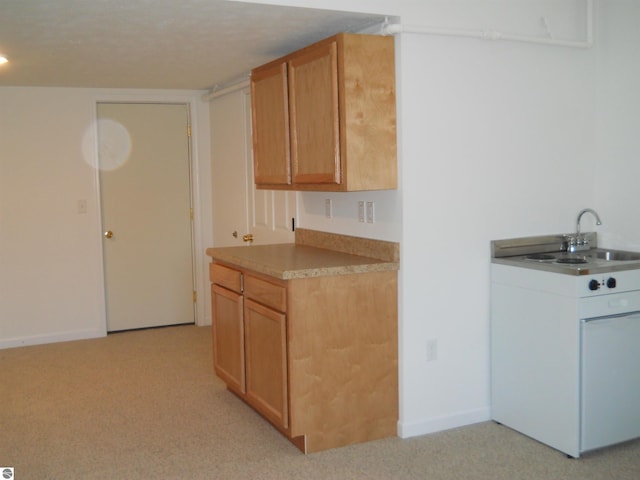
[104,230,114,239]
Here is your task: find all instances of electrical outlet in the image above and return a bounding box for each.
[358,201,365,222]
[366,201,375,224]
[325,198,332,219]
[426,339,438,362]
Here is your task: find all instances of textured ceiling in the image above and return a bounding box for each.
[0,0,386,90]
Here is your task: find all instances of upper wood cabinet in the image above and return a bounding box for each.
[250,33,397,191]
[251,62,291,185]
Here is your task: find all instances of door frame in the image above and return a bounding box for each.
[88,92,212,332]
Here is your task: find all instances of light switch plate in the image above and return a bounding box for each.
[358,201,365,222]
[366,201,375,223]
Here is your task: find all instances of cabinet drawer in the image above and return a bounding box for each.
[210,263,242,293]
[245,274,286,312]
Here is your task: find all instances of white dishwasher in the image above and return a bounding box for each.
[581,312,640,451]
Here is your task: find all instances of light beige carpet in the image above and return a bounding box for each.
[1,325,638,479]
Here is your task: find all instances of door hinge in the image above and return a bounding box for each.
[190,208,194,220]
[193,291,198,303]
[187,125,192,138]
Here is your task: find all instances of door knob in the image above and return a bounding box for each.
[242,234,254,243]
[104,230,114,239]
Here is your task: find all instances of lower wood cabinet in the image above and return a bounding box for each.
[209,260,398,453]
[211,283,245,394]
[245,298,288,429]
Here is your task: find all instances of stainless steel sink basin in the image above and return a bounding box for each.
[588,249,640,262]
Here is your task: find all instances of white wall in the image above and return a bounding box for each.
[0,88,105,345]
[298,191,401,241]
[396,25,595,436]
[594,0,640,251]
[0,87,212,348]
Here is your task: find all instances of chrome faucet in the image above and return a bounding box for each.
[567,208,602,252]
[576,208,602,236]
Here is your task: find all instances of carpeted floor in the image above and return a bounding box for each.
[1,325,638,479]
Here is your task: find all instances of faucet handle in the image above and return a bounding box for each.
[564,234,575,252]
[564,234,590,253]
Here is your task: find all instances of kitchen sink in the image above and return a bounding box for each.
[492,234,640,276]
[588,249,640,262]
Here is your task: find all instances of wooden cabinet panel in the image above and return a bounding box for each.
[245,298,289,429]
[287,271,398,452]
[251,61,291,185]
[211,284,245,394]
[244,274,286,312]
[210,263,242,293]
[339,34,397,191]
[289,41,340,185]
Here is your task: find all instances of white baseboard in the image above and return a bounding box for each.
[398,407,491,438]
[0,328,106,350]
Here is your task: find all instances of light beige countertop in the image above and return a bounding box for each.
[206,229,399,280]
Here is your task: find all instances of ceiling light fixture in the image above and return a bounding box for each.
[0,55,8,65]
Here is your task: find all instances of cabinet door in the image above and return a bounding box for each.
[211,284,245,394]
[244,298,288,429]
[251,61,291,185]
[288,41,340,185]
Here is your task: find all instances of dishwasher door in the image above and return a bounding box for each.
[581,312,640,452]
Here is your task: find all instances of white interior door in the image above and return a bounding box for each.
[210,91,249,247]
[243,90,296,246]
[210,89,295,248]
[98,103,194,332]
